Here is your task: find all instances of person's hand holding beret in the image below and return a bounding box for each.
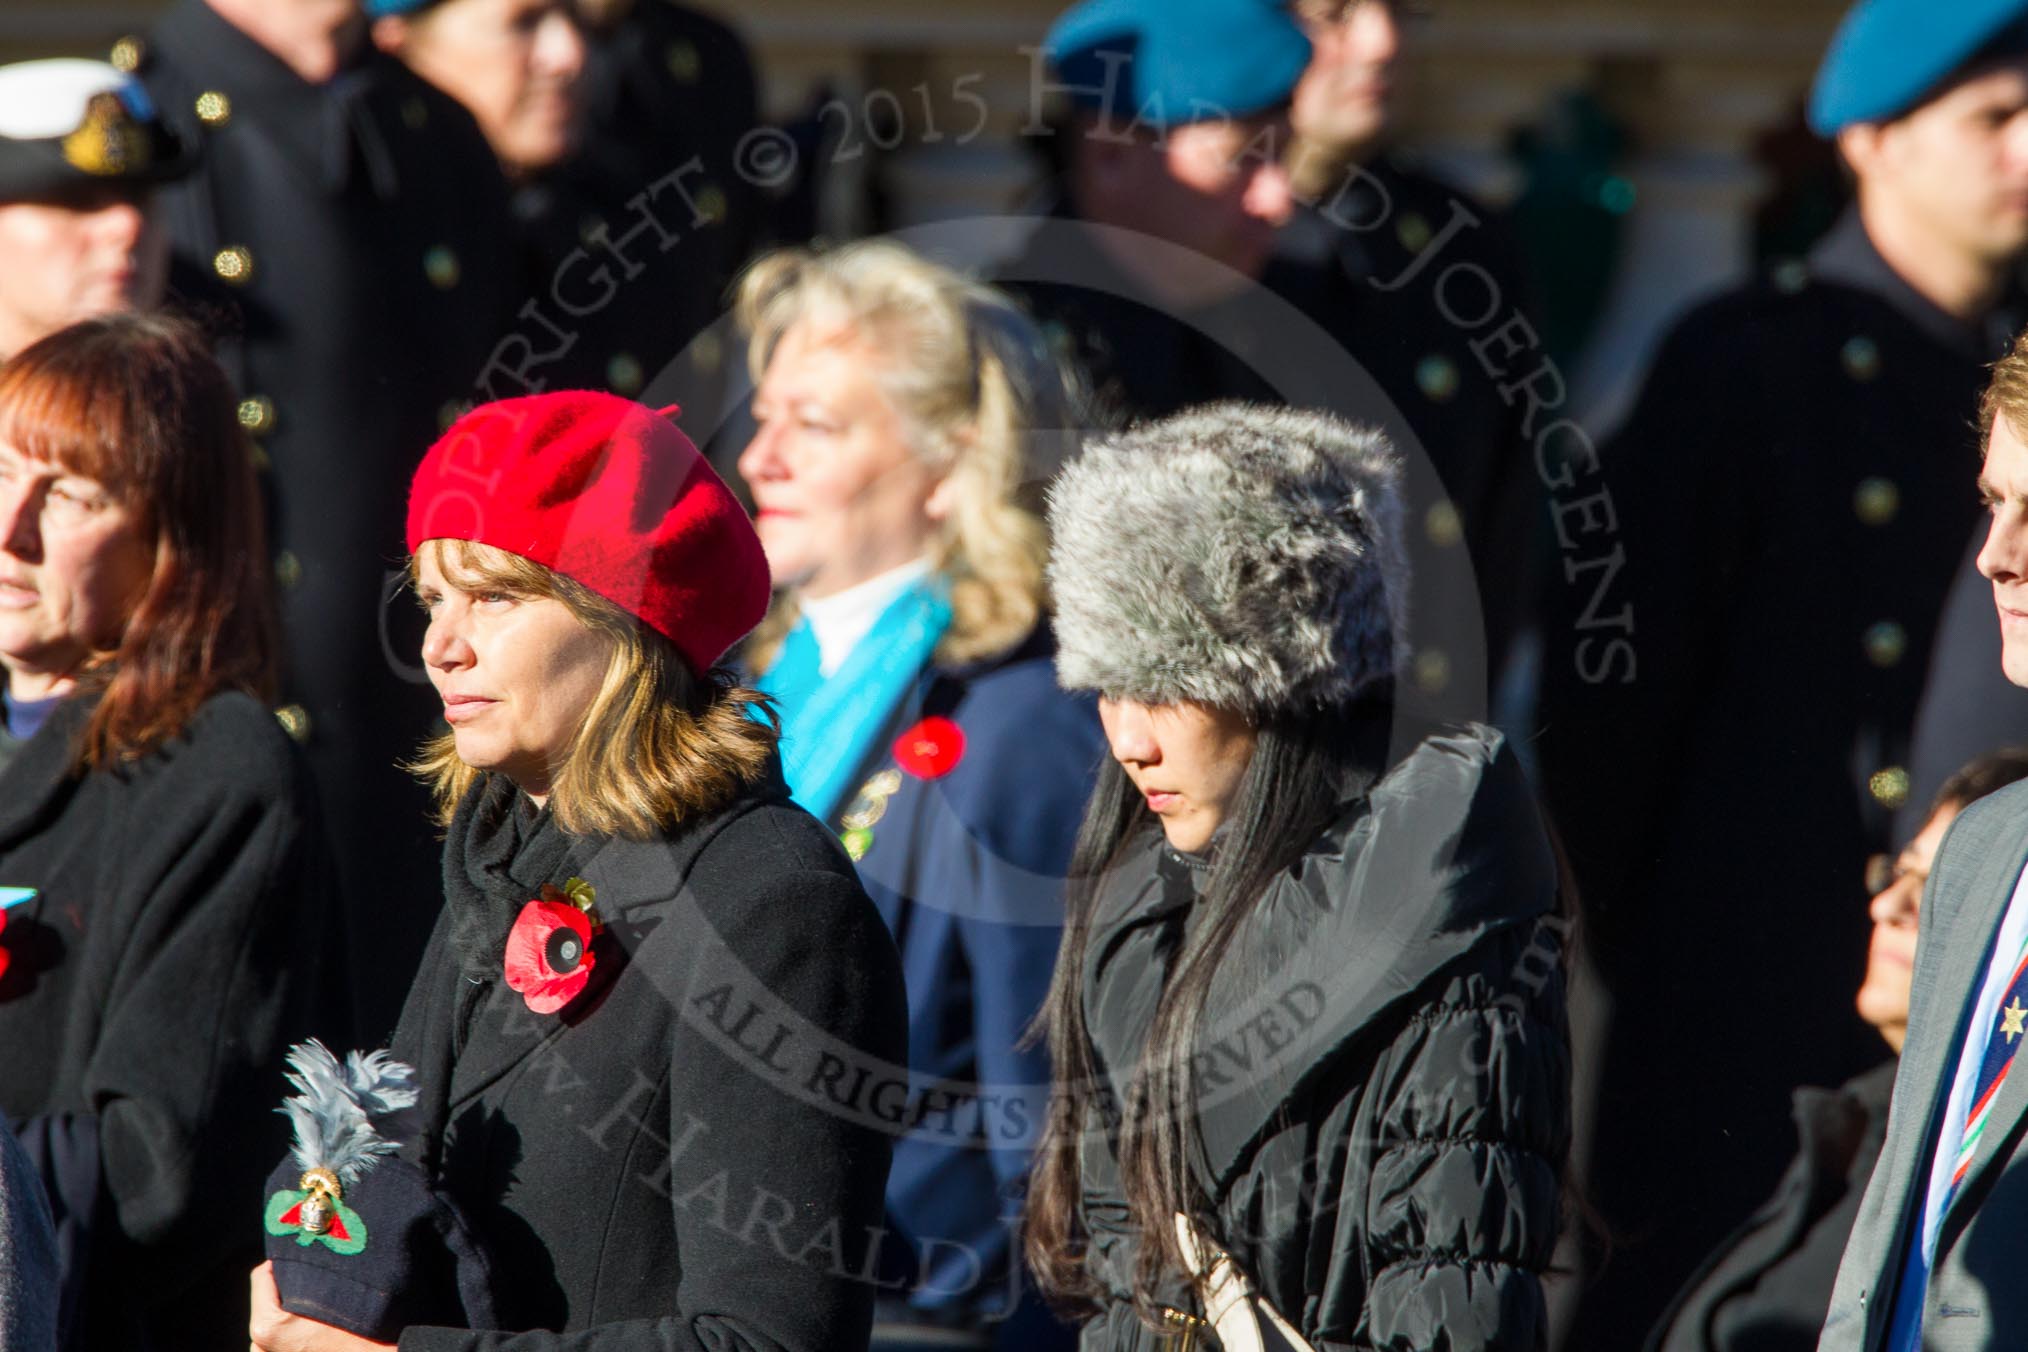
[249,1262,396,1352]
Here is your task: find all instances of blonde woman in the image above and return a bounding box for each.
[248,391,906,1350]
[736,240,1102,1351]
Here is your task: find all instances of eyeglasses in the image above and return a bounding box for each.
[1864,852,1928,898]
[1292,0,1434,27]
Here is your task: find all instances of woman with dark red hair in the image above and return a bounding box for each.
[0,312,336,1350]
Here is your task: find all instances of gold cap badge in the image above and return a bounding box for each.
[60,91,152,178]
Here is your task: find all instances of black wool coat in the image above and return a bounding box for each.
[1651,1059,1897,1352]
[1533,208,2019,1348]
[388,768,908,1350]
[0,692,338,1351]
[1071,723,1570,1352]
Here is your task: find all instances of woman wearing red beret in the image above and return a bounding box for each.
[249,392,907,1351]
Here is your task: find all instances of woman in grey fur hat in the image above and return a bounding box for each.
[1025,403,1573,1352]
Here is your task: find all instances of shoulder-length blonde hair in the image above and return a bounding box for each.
[735,240,1076,670]
[409,539,777,840]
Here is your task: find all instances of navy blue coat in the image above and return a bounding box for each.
[813,627,1102,1343]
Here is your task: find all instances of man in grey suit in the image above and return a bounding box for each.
[1822,328,2028,1343]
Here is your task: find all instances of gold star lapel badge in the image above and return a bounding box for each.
[2002,997,2026,1044]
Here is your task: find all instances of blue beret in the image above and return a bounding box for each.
[1810,0,2028,134]
[364,0,437,16]
[1043,0,1312,129]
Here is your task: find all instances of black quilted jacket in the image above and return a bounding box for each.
[1072,723,1571,1351]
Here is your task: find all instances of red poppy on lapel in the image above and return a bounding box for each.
[503,879,602,1014]
[893,716,966,780]
[0,908,10,983]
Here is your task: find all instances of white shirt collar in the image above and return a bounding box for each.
[799,557,934,679]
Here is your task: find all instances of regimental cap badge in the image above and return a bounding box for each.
[262,1040,420,1256]
[0,59,188,199]
[61,90,151,177]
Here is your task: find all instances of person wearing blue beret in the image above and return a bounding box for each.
[1006,0,1536,725]
[372,0,765,412]
[1000,0,1308,422]
[1534,1,2028,1347]
[366,0,584,180]
[1885,0,2028,907]
[1266,0,1546,709]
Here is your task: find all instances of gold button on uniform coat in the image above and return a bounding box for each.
[212,244,253,284]
[134,0,521,1049]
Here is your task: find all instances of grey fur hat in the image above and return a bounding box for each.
[1047,403,1407,716]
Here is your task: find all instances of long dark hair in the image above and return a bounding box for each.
[0,313,276,767]
[1025,698,1386,1327]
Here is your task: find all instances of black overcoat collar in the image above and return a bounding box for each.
[0,695,96,851]
[398,763,798,1160]
[1082,725,1559,1197]
[1809,208,2024,362]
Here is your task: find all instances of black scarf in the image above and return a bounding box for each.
[393,773,587,1177]
[440,772,584,984]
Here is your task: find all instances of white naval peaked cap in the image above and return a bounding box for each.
[0,55,189,201]
[0,60,152,141]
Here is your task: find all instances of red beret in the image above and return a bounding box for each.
[406,391,770,674]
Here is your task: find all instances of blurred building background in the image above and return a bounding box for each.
[0,0,1850,422]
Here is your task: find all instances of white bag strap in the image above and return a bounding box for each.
[1173,1213,1319,1352]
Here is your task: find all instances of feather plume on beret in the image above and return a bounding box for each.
[1046,403,1407,718]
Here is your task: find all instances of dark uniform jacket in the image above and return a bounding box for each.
[1000,203,1281,423]
[1005,156,1541,706]
[820,628,1102,1345]
[1652,1059,1897,1352]
[494,0,764,472]
[1072,723,1569,1352]
[0,692,336,1352]
[1265,155,1544,683]
[134,0,518,1036]
[1535,208,2017,1348]
[1899,532,2028,843]
[386,766,907,1349]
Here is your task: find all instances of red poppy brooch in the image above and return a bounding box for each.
[839,719,967,862]
[503,876,601,1015]
[0,887,39,988]
[894,716,965,780]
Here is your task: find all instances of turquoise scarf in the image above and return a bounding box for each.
[755,579,953,823]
